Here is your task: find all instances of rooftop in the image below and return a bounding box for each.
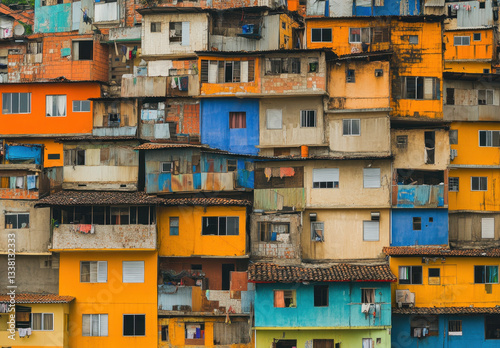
[383,246,500,257]
[393,306,500,315]
[35,191,163,207]
[163,197,252,207]
[0,293,74,304]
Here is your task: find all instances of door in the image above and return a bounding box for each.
[221,264,235,290]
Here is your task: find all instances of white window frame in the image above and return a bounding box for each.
[363,168,381,188]
[161,162,173,173]
[123,261,145,283]
[403,76,439,100]
[481,217,495,239]
[349,28,370,43]
[72,100,91,112]
[311,221,324,242]
[363,221,380,241]
[80,261,108,283]
[201,216,239,236]
[5,213,29,229]
[2,92,31,114]
[312,168,339,189]
[266,109,282,129]
[46,95,67,117]
[343,119,360,136]
[448,320,462,336]
[478,90,494,105]
[311,28,332,43]
[82,314,108,337]
[454,36,470,46]
[300,110,316,128]
[123,314,146,336]
[31,313,54,331]
[479,130,500,147]
[471,176,487,191]
[150,22,161,33]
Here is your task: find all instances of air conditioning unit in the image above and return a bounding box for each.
[396,289,415,308]
[450,149,458,161]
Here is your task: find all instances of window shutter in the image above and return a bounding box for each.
[181,22,190,46]
[363,168,381,188]
[424,77,434,99]
[123,261,145,283]
[482,218,494,239]
[313,168,339,183]
[363,221,379,241]
[200,60,208,83]
[266,109,282,129]
[208,61,218,83]
[82,315,91,336]
[100,314,108,336]
[90,262,98,282]
[240,60,249,83]
[97,261,107,283]
[247,60,255,82]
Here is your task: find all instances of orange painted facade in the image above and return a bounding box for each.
[444,28,495,73]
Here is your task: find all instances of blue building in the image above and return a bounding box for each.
[306,0,422,17]
[250,262,396,348]
[200,98,259,155]
[391,209,448,246]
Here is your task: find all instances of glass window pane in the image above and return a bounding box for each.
[352,119,360,135]
[32,313,42,330]
[134,315,145,336]
[12,93,19,113]
[44,313,53,331]
[123,315,134,335]
[73,101,80,112]
[226,217,239,235]
[20,93,29,113]
[82,100,91,112]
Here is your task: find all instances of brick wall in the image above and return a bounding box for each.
[164,100,200,136]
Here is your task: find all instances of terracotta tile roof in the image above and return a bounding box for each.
[163,197,252,206]
[35,191,163,206]
[135,143,208,150]
[393,307,500,315]
[0,293,74,304]
[248,262,396,283]
[0,4,34,25]
[383,246,500,257]
[56,136,139,142]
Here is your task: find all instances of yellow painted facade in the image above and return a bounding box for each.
[389,256,500,307]
[279,14,299,49]
[158,205,248,257]
[58,251,157,348]
[448,168,500,211]
[444,28,495,73]
[450,122,500,166]
[0,303,70,348]
[158,317,252,348]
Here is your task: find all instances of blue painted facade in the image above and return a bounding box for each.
[391,209,448,246]
[34,0,72,33]
[254,281,392,328]
[144,148,254,194]
[5,144,43,165]
[354,0,421,16]
[200,98,259,155]
[392,314,500,348]
[395,185,445,208]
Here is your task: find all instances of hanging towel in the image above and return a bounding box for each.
[27,175,36,190]
[171,77,177,89]
[77,224,94,234]
[361,303,370,313]
[422,327,428,337]
[9,176,16,189]
[280,167,295,178]
[16,176,24,188]
[18,328,27,337]
[264,168,272,181]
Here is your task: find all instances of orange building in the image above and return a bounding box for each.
[1,81,101,167]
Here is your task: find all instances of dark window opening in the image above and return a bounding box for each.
[425,131,435,164]
[446,88,455,105]
[161,325,168,341]
[399,266,422,285]
[413,217,422,230]
[123,314,145,336]
[485,315,500,339]
[314,285,328,307]
[47,153,60,160]
[396,169,444,185]
[221,263,235,290]
[276,339,297,348]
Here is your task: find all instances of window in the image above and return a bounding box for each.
[72,40,93,60]
[308,57,319,72]
[362,338,373,348]
[314,285,328,307]
[343,119,360,136]
[475,265,499,284]
[185,323,204,344]
[349,28,370,43]
[2,93,31,114]
[161,325,168,341]
[403,77,439,100]
[5,213,29,229]
[46,95,67,117]
[312,339,334,348]
[161,162,172,173]
[311,28,332,42]
[48,154,60,160]
[31,313,53,331]
[346,69,355,83]
[274,290,296,308]
[372,27,389,43]
[446,88,455,105]
[428,268,440,285]
[473,33,481,41]
[81,261,107,283]
[227,159,237,172]
[413,217,421,230]
[229,112,246,129]
[361,289,375,304]
[485,315,500,339]
[425,131,435,164]
[396,135,408,148]
[446,319,462,336]
[313,168,339,189]
[150,22,161,32]
[110,207,129,225]
[449,177,459,192]
[201,216,239,235]
[363,221,379,241]
[363,168,380,188]
[301,110,316,127]
[454,36,470,46]
[449,129,458,144]
[276,340,298,348]
[482,217,495,239]
[169,217,179,236]
[82,314,108,336]
[123,261,145,283]
[200,59,254,83]
[123,314,145,336]
[399,266,422,284]
[259,222,290,242]
[409,35,418,44]
[265,58,300,74]
[479,130,500,147]
[169,22,182,43]
[311,222,324,242]
[478,90,494,105]
[72,100,91,112]
[266,109,282,129]
[471,176,487,191]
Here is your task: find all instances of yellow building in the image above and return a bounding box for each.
[0,294,73,348]
[444,27,496,74]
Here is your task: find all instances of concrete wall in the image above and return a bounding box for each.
[259,97,325,148]
[0,200,50,253]
[444,80,500,121]
[52,224,156,250]
[327,112,391,155]
[392,129,450,170]
[449,212,500,248]
[391,209,449,246]
[301,208,390,261]
[0,255,59,293]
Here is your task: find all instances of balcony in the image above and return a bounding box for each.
[51,224,156,250]
[393,185,445,208]
[0,164,46,200]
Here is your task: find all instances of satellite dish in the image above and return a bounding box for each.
[13,24,25,36]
